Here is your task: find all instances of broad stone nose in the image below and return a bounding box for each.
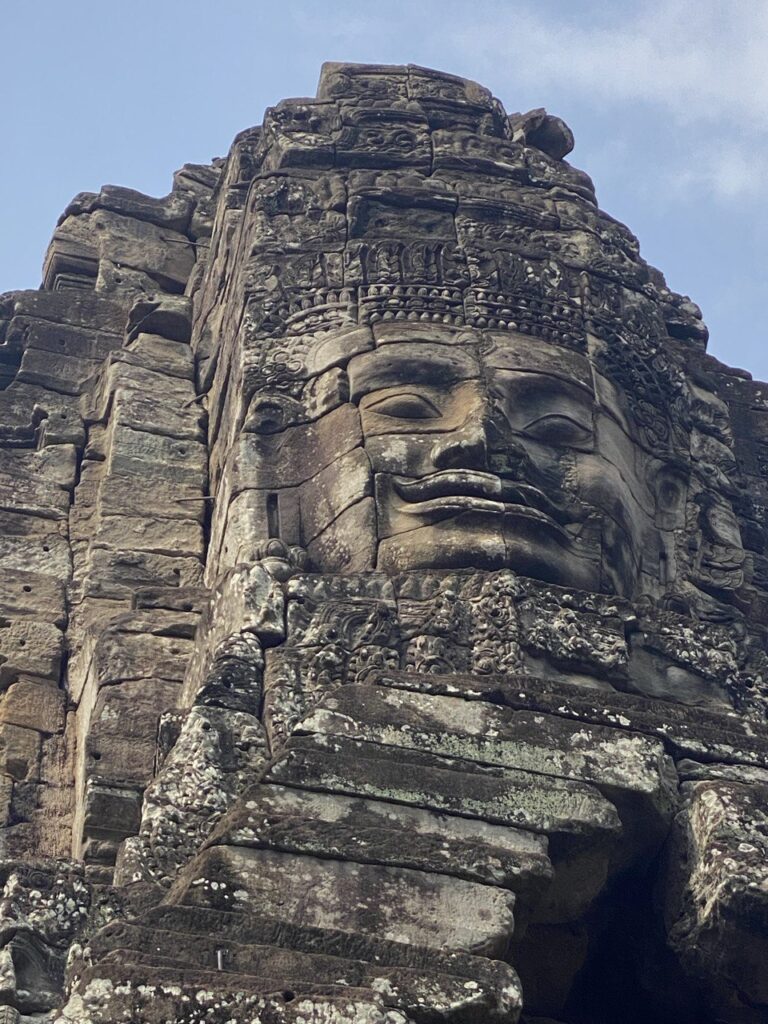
[431,408,489,471]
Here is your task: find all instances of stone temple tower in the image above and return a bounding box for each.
[0,63,767,1024]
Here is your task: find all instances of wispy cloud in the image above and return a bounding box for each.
[309,0,768,203]
[455,0,768,125]
[670,145,768,202]
[445,0,768,202]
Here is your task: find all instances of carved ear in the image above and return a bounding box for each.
[243,392,304,434]
[699,493,743,548]
[690,492,746,595]
[649,462,688,531]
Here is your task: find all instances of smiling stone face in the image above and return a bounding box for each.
[223,317,694,597]
[196,61,751,618]
[339,330,676,597]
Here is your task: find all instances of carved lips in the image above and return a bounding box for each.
[393,469,572,534]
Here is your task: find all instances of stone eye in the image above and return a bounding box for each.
[523,414,592,446]
[367,392,440,419]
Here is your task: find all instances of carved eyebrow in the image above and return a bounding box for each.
[349,353,477,400]
[490,373,595,407]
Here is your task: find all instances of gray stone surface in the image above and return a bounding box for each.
[172,845,517,956]
[0,60,766,1024]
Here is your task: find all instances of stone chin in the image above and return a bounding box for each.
[376,508,602,592]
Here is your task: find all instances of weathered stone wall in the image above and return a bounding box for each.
[0,63,766,1024]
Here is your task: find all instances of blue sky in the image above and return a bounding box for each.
[3,0,767,378]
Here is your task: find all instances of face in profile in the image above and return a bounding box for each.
[344,330,681,598]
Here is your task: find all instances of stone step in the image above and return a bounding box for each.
[168,845,517,957]
[136,904,522,985]
[86,922,521,1022]
[267,735,621,839]
[207,782,553,896]
[300,683,676,824]
[369,669,768,770]
[295,682,676,866]
[92,950,375,1001]
[66,961,411,1024]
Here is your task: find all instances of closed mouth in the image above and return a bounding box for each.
[390,471,581,541]
[394,470,571,528]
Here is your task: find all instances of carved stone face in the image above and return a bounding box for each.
[233,323,696,599]
[337,329,682,598]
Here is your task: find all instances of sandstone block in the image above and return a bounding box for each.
[51,209,195,290]
[303,684,677,825]
[82,780,143,840]
[93,631,192,686]
[227,404,362,491]
[664,777,768,1013]
[95,472,207,521]
[0,620,63,685]
[86,920,521,1023]
[143,901,522,997]
[93,514,204,559]
[125,333,194,379]
[306,495,378,573]
[65,184,193,233]
[0,774,12,824]
[63,962,412,1024]
[84,678,181,785]
[214,782,552,895]
[0,723,40,780]
[0,680,65,733]
[83,548,204,599]
[126,294,193,343]
[174,846,516,956]
[16,315,120,362]
[110,387,205,442]
[17,348,103,394]
[0,568,67,626]
[267,738,621,839]
[0,530,72,582]
[0,469,71,520]
[6,289,125,332]
[101,356,195,403]
[373,669,768,771]
[106,423,207,479]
